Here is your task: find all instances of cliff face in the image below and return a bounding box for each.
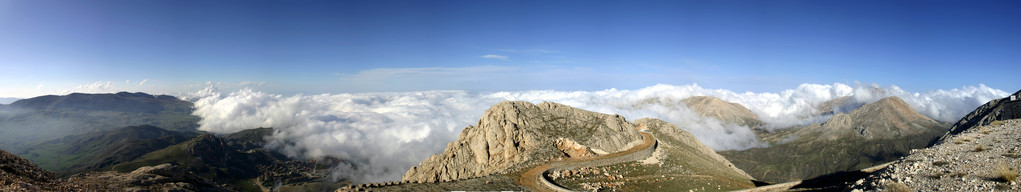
[402,101,642,183]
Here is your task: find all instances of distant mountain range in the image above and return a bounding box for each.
[0,92,199,152]
[0,92,342,191]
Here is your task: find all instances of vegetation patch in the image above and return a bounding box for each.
[932,161,950,167]
[883,182,912,192]
[997,164,1018,183]
[990,120,1005,127]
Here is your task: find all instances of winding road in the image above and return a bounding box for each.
[517,124,658,192]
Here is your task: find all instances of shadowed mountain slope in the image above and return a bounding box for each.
[0,92,199,152]
[18,125,198,176]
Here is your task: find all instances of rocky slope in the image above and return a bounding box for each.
[848,118,1020,191]
[18,125,198,176]
[846,91,1021,191]
[549,118,756,191]
[721,96,950,182]
[1,149,230,191]
[937,90,1021,143]
[402,101,643,183]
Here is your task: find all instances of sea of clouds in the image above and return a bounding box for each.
[185,83,1007,183]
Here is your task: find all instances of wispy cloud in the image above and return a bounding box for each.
[139,79,149,86]
[499,49,559,54]
[480,54,508,60]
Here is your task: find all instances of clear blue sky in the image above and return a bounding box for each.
[1,0,1018,97]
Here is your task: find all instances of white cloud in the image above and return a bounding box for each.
[188,83,1008,183]
[480,54,508,60]
[139,79,148,86]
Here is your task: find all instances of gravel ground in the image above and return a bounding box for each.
[848,119,1021,191]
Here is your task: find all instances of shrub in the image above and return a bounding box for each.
[884,182,913,192]
[990,120,1005,127]
[974,145,986,152]
[997,164,1017,182]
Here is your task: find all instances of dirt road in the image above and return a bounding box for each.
[517,125,657,192]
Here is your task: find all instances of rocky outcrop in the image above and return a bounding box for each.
[402,101,642,183]
[0,149,59,191]
[66,163,231,192]
[936,90,1021,144]
[553,138,596,158]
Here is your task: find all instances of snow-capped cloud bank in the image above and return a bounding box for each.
[188,83,1008,183]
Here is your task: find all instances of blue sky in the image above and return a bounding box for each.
[1,0,1018,98]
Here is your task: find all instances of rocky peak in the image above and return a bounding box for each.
[681,96,763,128]
[635,96,762,128]
[402,101,642,183]
[802,96,946,140]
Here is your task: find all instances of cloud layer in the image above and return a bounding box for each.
[188,83,1008,183]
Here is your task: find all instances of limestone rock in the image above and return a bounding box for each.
[402,101,642,183]
[554,138,596,158]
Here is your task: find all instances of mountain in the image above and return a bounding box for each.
[0,92,200,152]
[402,101,644,183]
[0,149,230,191]
[848,90,1021,191]
[0,97,20,105]
[103,128,344,192]
[635,96,762,127]
[720,96,950,183]
[17,125,198,176]
[793,96,945,140]
[354,101,754,191]
[682,96,763,128]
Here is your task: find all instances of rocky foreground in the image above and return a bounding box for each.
[1,149,231,191]
[847,119,1021,191]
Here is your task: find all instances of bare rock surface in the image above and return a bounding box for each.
[1,149,231,192]
[66,163,231,192]
[402,101,642,183]
[848,119,1021,191]
[0,149,60,191]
